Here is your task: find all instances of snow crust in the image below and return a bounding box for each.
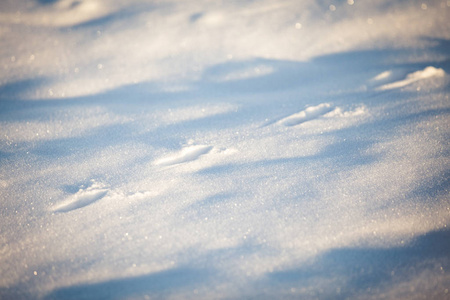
[1,0,449,299]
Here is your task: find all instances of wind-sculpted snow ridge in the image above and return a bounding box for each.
[266,104,367,129]
[277,103,335,126]
[50,181,108,213]
[154,145,214,166]
[377,66,446,90]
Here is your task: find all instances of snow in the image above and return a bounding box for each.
[377,66,446,90]
[277,103,335,126]
[50,180,108,213]
[0,0,449,299]
[154,145,214,167]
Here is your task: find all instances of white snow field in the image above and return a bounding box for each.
[1,0,450,299]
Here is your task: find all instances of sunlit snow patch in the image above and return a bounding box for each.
[221,65,274,81]
[377,66,445,90]
[208,64,275,82]
[51,181,108,213]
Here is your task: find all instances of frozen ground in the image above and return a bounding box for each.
[0,0,449,299]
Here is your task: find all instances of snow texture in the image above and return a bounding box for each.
[1,0,449,299]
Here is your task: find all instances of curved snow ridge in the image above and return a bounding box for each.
[377,66,445,91]
[372,70,392,81]
[154,145,214,166]
[51,181,108,213]
[278,103,335,126]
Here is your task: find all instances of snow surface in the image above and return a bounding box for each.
[0,0,450,299]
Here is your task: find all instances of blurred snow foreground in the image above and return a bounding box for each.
[0,0,450,299]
